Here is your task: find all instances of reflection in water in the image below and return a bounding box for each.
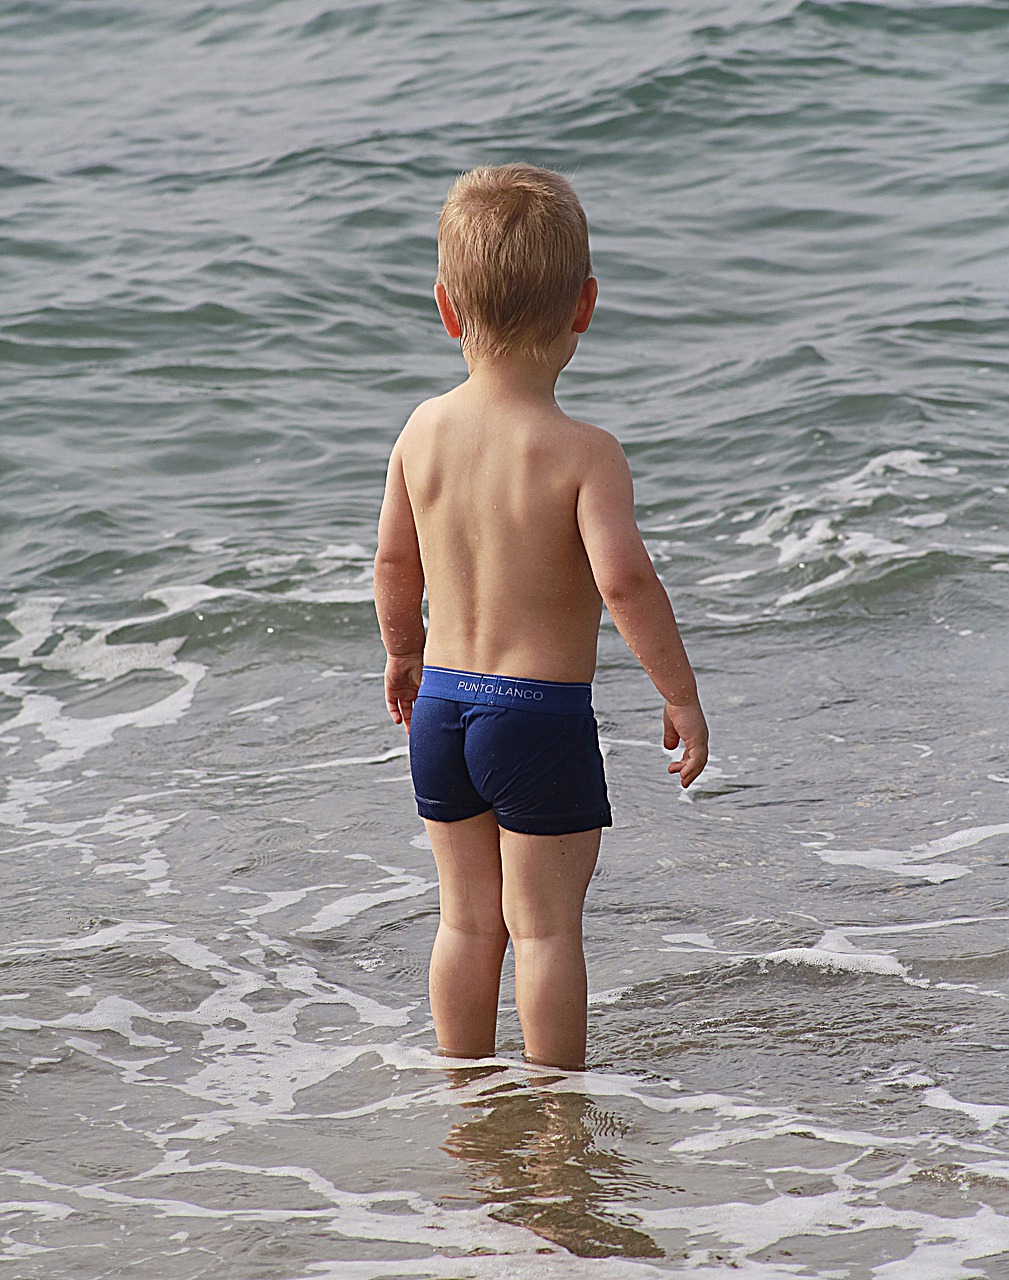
[443,1071,663,1259]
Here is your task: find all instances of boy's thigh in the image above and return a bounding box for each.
[499,827,601,938]
[425,812,505,932]
[463,706,610,836]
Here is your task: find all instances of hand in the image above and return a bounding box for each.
[663,699,708,788]
[385,652,424,732]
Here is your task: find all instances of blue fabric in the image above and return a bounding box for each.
[418,665,593,715]
[410,667,611,836]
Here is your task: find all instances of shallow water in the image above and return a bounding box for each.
[2,0,1009,1275]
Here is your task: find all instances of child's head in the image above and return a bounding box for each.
[437,163,592,361]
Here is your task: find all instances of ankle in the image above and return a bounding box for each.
[437,1045,495,1061]
[523,1050,585,1072]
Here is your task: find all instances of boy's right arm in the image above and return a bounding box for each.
[576,432,708,788]
[374,436,426,731]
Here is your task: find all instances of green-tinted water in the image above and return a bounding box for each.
[2,1,1009,1275]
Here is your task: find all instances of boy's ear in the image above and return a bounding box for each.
[572,276,597,334]
[434,282,462,340]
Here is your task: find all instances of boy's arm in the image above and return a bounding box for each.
[374,439,425,731]
[576,433,708,787]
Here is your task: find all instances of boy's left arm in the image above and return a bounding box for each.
[374,440,425,731]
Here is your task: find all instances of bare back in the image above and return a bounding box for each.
[398,384,607,683]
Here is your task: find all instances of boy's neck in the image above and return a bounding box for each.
[462,345,573,404]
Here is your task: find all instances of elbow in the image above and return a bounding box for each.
[595,564,658,610]
[373,551,396,582]
[374,544,403,572]
[374,548,420,583]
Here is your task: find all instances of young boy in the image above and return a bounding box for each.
[374,164,707,1071]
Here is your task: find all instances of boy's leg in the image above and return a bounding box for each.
[426,810,509,1058]
[499,827,601,1070]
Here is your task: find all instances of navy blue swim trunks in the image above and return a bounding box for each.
[409,666,612,836]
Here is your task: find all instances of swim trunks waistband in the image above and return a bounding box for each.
[417,666,593,716]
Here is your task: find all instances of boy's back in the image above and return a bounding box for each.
[374,163,707,1071]
[397,382,607,684]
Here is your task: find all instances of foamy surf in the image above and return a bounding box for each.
[4,0,1009,1273]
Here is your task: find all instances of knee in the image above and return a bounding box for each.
[503,908,581,947]
[502,886,586,945]
[440,909,508,946]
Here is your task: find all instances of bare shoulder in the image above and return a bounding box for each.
[559,414,630,478]
[561,413,624,452]
[393,392,454,459]
[399,392,449,435]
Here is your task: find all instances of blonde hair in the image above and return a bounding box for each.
[437,163,592,360]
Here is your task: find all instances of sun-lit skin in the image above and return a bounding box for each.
[375,180,707,1070]
[376,279,707,786]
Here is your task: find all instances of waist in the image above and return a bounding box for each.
[417,666,593,716]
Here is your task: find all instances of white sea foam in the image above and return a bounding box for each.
[667,1109,905,1157]
[0,919,172,958]
[0,596,206,772]
[898,512,947,528]
[697,567,761,586]
[223,886,315,919]
[17,987,1003,1280]
[658,916,1007,993]
[0,797,181,896]
[9,948,1007,1280]
[736,495,806,547]
[230,696,284,715]
[661,932,718,950]
[245,553,305,573]
[0,598,64,661]
[267,746,409,776]
[301,1256,675,1278]
[766,945,908,979]
[828,448,959,489]
[775,565,853,606]
[216,538,377,598]
[284,585,376,604]
[873,1063,937,1091]
[296,857,436,934]
[811,822,1009,882]
[637,1189,1009,1277]
[317,542,373,562]
[144,583,237,615]
[2,916,415,1132]
[703,609,758,623]
[0,1199,72,1221]
[723,450,962,613]
[587,986,632,1006]
[0,777,70,829]
[921,1088,1009,1131]
[146,576,376,613]
[4,1164,679,1280]
[776,514,836,566]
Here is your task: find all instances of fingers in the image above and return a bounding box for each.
[384,654,423,732]
[668,741,708,788]
[386,689,414,731]
[663,701,708,788]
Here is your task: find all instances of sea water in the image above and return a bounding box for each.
[2,1,1009,1275]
